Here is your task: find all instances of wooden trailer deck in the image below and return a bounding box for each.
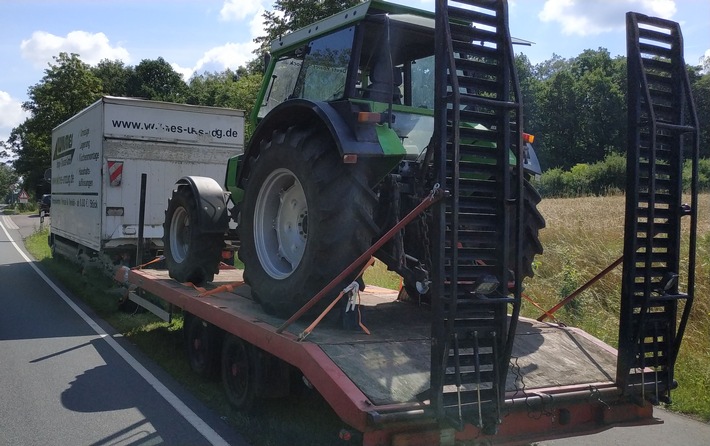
[120,266,655,445]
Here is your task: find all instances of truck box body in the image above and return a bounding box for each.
[50,96,244,257]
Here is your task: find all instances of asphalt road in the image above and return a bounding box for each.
[537,408,710,445]
[0,212,247,446]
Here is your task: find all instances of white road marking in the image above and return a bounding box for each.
[0,220,230,446]
[1,215,19,230]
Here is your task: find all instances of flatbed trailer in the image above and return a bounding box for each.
[117,265,657,446]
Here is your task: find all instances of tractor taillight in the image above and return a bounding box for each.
[357,112,381,123]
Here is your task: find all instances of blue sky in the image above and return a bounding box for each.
[1,0,708,145]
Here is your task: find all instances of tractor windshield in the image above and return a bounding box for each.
[258,26,355,118]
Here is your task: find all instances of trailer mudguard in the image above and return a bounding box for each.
[174,176,229,234]
[239,99,403,188]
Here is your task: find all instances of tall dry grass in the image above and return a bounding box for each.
[523,193,710,419]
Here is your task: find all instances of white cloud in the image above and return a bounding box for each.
[0,91,30,143]
[174,41,259,80]
[640,0,677,18]
[0,92,27,128]
[170,63,194,81]
[250,7,267,39]
[220,0,268,22]
[174,2,266,80]
[539,0,677,36]
[20,30,130,68]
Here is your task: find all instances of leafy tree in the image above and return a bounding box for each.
[571,50,626,163]
[187,70,238,107]
[127,57,188,102]
[531,49,626,170]
[253,0,360,69]
[187,70,263,136]
[93,59,133,96]
[515,53,542,138]
[533,53,567,80]
[22,53,103,128]
[0,163,18,202]
[10,52,102,194]
[691,72,710,158]
[536,69,579,169]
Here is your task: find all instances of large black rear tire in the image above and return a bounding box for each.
[519,175,545,278]
[164,187,223,285]
[238,126,377,316]
[400,174,544,302]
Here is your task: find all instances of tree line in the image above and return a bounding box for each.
[518,49,709,171]
[1,0,708,199]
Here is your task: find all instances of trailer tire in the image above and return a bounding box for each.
[221,335,256,411]
[185,315,221,379]
[164,186,223,285]
[238,126,377,316]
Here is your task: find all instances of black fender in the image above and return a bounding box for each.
[174,176,229,234]
[523,142,542,176]
[239,99,385,187]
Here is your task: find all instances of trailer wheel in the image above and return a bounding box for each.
[221,335,256,411]
[164,186,222,285]
[185,315,221,379]
[238,126,377,316]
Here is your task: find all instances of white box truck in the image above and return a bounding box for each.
[49,96,244,267]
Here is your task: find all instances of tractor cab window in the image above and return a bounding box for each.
[357,15,435,110]
[258,27,354,119]
[409,55,435,109]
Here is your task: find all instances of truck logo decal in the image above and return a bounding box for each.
[53,133,75,165]
[108,161,123,187]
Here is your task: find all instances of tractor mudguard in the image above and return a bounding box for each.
[239,99,402,188]
[174,176,229,234]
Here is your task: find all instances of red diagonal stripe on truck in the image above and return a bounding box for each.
[108,161,123,187]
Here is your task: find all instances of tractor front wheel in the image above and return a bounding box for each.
[164,186,223,285]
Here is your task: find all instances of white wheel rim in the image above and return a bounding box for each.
[170,206,189,263]
[253,168,307,279]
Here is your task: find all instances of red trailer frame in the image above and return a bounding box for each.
[117,266,658,446]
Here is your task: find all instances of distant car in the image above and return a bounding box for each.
[39,194,51,216]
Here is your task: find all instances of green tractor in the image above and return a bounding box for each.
[163,0,544,317]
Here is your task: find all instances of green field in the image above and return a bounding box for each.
[23,193,710,445]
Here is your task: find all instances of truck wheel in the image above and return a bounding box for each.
[185,315,221,379]
[164,187,222,285]
[238,126,377,316]
[221,335,256,411]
